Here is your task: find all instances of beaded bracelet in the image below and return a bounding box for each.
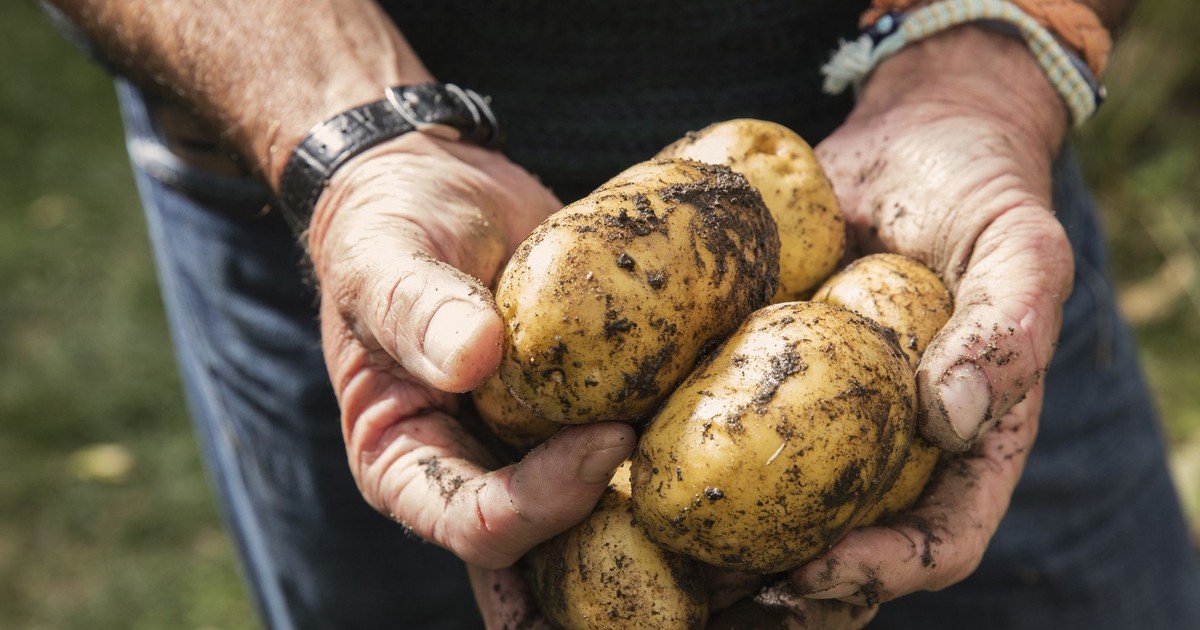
[821,0,1106,127]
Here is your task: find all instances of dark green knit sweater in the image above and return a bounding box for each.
[383,2,860,202]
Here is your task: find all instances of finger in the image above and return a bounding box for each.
[916,205,1072,450]
[708,599,811,630]
[318,194,510,393]
[467,564,556,630]
[329,329,636,567]
[386,419,635,569]
[816,119,1070,452]
[791,386,1041,604]
[311,140,561,394]
[706,567,772,613]
[756,580,878,630]
[354,244,508,394]
[711,580,878,630]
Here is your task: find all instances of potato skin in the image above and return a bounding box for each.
[812,254,952,524]
[527,463,708,630]
[470,372,562,454]
[812,253,952,369]
[630,302,916,573]
[497,158,780,424]
[658,119,845,302]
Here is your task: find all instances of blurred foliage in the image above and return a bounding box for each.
[0,0,1197,628]
[0,1,253,628]
[1075,0,1200,523]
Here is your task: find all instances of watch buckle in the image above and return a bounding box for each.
[384,86,463,142]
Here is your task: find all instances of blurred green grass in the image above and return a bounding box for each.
[1,0,1197,628]
[0,1,254,628]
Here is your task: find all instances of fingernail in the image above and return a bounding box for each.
[577,445,629,484]
[936,362,992,444]
[424,300,483,373]
[797,581,860,600]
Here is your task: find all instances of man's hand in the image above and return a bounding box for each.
[711,579,878,629]
[790,26,1074,604]
[307,132,635,571]
[49,3,635,624]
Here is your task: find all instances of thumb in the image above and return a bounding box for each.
[307,137,562,394]
[917,204,1072,450]
[357,249,506,393]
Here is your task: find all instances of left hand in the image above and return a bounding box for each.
[790,25,1075,605]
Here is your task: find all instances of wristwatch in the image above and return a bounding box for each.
[276,82,505,236]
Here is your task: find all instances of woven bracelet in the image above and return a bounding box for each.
[821,0,1105,127]
[862,0,1111,76]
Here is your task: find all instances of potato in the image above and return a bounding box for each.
[496,158,780,424]
[631,302,916,573]
[470,372,562,454]
[812,253,952,523]
[811,253,952,369]
[527,462,708,630]
[658,119,845,302]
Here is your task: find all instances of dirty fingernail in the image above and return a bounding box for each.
[936,362,992,445]
[797,581,860,600]
[576,445,629,484]
[424,300,483,373]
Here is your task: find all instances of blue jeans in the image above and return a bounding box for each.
[117,81,1200,629]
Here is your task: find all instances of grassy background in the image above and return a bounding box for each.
[1,0,1197,627]
[0,1,253,628]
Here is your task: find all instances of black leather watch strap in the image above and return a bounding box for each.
[276,82,504,236]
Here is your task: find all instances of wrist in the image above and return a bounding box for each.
[256,64,435,189]
[305,133,444,277]
[852,25,1068,160]
[305,133,512,278]
[279,82,506,253]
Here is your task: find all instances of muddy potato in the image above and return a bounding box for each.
[470,372,562,454]
[631,302,916,573]
[658,119,845,302]
[859,430,941,525]
[527,462,708,630]
[812,253,952,523]
[497,158,780,424]
[811,253,952,369]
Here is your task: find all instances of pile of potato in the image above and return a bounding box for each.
[471,120,953,629]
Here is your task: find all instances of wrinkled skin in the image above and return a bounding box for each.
[315,26,1072,624]
[786,27,1072,607]
[51,0,1076,622]
[308,132,636,626]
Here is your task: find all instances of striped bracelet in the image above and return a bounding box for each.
[821,0,1105,127]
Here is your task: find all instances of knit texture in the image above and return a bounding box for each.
[381,1,859,202]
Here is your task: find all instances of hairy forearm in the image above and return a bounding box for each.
[47,0,432,185]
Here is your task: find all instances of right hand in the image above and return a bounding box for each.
[306,131,635,579]
[470,562,877,629]
[704,571,876,629]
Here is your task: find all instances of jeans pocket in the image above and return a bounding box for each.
[117,79,273,216]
